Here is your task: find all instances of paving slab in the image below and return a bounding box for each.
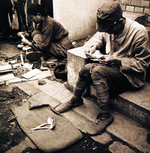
[91,132,112,145]
[119,83,150,111]
[16,82,41,96]
[73,97,100,122]
[27,80,67,97]
[52,89,73,102]
[62,110,100,135]
[23,81,105,134]
[113,82,150,129]
[14,79,150,152]
[28,80,100,122]
[109,141,136,153]
[107,111,150,153]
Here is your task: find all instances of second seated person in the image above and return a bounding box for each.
[21,4,73,67]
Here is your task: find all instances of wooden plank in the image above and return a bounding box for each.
[4,70,51,85]
[29,69,52,80]
[0,74,16,83]
[0,65,12,73]
[22,69,41,79]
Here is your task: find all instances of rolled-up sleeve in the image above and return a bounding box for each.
[94,32,106,49]
[32,22,54,51]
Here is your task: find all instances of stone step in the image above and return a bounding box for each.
[92,110,150,153]
[106,111,150,153]
[90,82,150,129]
[111,83,150,129]
[15,80,150,153]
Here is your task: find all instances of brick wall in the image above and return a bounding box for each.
[119,0,150,22]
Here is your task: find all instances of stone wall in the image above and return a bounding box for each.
[53,0,150,41]
[53,0,109,41]
[119,0,150,22]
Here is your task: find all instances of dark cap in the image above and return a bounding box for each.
[97,1,122,32]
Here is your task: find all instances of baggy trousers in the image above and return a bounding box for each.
[27,33,73,61]
[74,63,132,115]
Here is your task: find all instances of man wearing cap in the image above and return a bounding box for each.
[54,1,150,135]
[21,4,73,68]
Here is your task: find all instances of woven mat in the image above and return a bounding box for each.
[11,103,83,152]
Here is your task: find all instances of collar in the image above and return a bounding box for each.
[112,18,132,45]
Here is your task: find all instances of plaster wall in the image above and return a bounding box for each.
[53,0,109,41]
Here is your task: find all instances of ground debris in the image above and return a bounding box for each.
[13,66,30,78]
[38,78,47,85]
[0,86,29,152]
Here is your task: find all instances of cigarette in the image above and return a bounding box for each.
[20,53,24,65]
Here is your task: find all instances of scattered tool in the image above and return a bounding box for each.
[17,43,24,49]
[17,32,26,39]
[22,46,31,51]
[20,53,24,66]
[31,116,55,131]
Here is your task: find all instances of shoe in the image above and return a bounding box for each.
[88,113,114,136]
[32,59,41,69]
[54,96,83,113]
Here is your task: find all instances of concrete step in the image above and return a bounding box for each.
[90,82,150,129]
[15,80,150,153]
[111,83,150,129]
[106,111,150,153]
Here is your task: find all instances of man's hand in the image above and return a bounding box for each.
[84,50,94,58]
[21,38,32,46]
[99,55,121,65]
[84,45,97,57]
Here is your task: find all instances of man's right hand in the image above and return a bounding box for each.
[84,45,97,58]
[87,45,97,54]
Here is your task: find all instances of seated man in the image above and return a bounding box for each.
[54,1,150,135]
[21,4,73,66]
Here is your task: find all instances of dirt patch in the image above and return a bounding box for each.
[0,87,29,152]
